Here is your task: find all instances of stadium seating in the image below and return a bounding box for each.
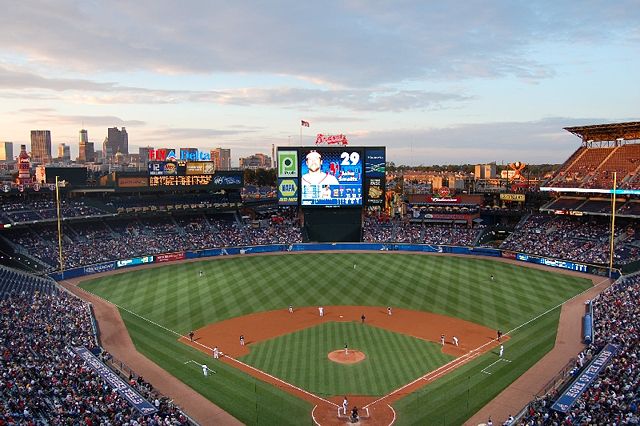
[517,274,640,425]
[0,266,190,424]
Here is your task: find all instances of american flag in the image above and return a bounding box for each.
[301,120,310,127]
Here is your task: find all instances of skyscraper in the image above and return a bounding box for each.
[104,127,129,160]
[57,143,71,162]
[210,148,231,170]
[0,142,13,162]
[78,129,88,162]
[30,130,52,164]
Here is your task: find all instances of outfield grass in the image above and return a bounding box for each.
[80,253,592,425]
[241,321,453,396]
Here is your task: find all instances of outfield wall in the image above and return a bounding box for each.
[49,243,620,281]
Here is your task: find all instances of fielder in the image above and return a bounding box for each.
[440,334,445,346]
[240,335,245,346]
[499,345,504,357]
[202,364,208,377]
[213,346,219,359]
[288,304,293,314]
[319,306,324,317]
[453,336,459,346]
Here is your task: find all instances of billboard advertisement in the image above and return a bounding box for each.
[117,177,149,188]
[116,255,154,268]
[212,171,243,189]
[278,150,298,177]
[365,148,386,177]
[365,177,384,206]
[300,148,363,206]
[186,161,215,175]
[277,178,298,205]
[148,161,182,176]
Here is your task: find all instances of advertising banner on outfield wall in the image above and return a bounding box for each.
[155,252,186,263]
[116,256,154,268]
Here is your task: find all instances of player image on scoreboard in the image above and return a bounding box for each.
[300,148,363,206]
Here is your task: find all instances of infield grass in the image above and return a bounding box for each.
[80,253,593,425]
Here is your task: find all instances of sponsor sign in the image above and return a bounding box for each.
[212,172,243,188]
[365,177,384,206]
[516,253,588,273]
[501,251,517,259]
[551,344,618,413]
[116,256,154,268]
[186,161,215,175]
[500,193,525,202]
[364,148,386,178]
[278,178,298,205]
[278,150,298,177]
[149,148,210,161]
[72,347,157,415]
[148,161,178,176]
[428,196,460,203]
[155,252,186,263]
[83,262,116,275]
[118,177,149,188]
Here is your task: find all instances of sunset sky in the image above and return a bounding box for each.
[1,1,638,166]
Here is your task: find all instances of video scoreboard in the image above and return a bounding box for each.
[277,146,385,207]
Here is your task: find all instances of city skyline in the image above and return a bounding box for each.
[0,2,638,166]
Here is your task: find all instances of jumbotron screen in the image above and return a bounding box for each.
[300,148,363,206]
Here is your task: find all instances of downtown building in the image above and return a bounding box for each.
[30,130,52,164]
[103,127,128,161]
[210,148,231,170]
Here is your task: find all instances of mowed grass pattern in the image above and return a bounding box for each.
[80,253,593,425]
[241,322,453,396]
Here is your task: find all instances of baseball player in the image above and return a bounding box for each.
[453,336,459,346]
[288,304,293,314]
[342,396,348,416]
[387,306,392,315]
[440,334,445,346]
[490,274,494,281]
[213,346,219,359]
[497,329,503,342]
[344,343,348,355]
[202,364,208,377]
[319,306,324,317]
[199,270,204,277]
[188,330,195,342]
[240,335,245,346]
[361,313,366,324]
[499,345,504,357]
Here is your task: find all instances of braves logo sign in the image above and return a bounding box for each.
[315,134,349,146]
[508,161,526,180]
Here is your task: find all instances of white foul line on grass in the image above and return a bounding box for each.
[481,358,512,375]
[364,276,612,410]
[66,281,337,408]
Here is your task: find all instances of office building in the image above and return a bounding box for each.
[78,129,88,162]
[30,130,52,164]
[57,143,71,162]
[103,127,128,160]
[0,142,13,162]
[210,148,231,170]
[239,153,271,170]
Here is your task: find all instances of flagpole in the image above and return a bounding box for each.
[300,125,302,145]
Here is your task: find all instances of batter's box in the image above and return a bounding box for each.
[481,358,512,375]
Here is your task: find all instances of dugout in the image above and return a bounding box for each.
[302,208,362,242]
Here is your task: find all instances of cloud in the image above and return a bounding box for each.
[2,2,637,87]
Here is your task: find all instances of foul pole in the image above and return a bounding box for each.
[55,176,64,278]
[608,172,617,278]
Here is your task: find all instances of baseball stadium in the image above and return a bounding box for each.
[2,121,640,425]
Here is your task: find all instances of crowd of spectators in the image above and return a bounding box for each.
[517,274,640,425]
[0,268,189,424]
[362,214,483,246]
[0,199,108,224]
[501,214,640,265]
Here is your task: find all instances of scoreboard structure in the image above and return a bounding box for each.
[276,146,386,242]
[276,146,385,208]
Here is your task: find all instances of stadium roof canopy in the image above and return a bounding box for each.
[564,121,640,142]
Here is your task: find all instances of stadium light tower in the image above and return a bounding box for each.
[609,172,617,277]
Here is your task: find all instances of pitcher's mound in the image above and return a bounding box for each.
[328,349,366,364]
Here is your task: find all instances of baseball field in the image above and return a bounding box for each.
[79,253,592,425]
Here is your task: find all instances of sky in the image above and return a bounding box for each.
[1,1,638,167]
